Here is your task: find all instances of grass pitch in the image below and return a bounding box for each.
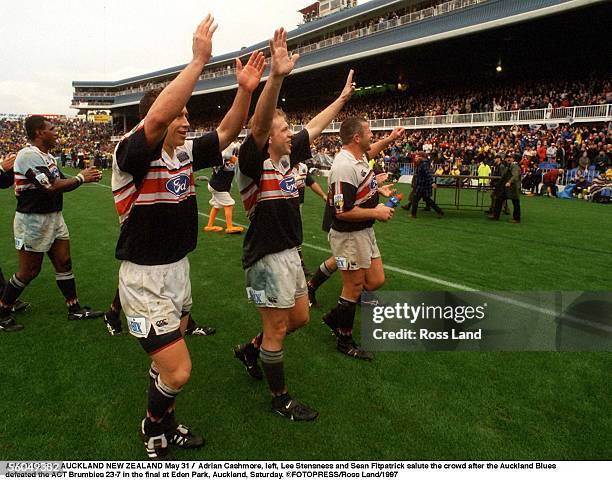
[0,168,610,460]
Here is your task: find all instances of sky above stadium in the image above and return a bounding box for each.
[1,0,373,116]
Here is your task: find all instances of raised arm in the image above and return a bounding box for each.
[216,51,266,151]
[367,127,405,159]
[304,69,355,142]
[249,28,299,149]
[143,15,217,148]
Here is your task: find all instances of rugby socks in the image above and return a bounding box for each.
[0,274,28,316]
[0,268,5,294]
[149,363,159,382]
[260,348,286,396]
[251,332,263,349]
[328,297,357,342]
[185,313,196,332]
[106,289,122,318]
[145,375,181,437]
[308,260,337,291]
[55,271,80,312]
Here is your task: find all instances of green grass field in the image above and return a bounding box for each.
[0,168,610,461]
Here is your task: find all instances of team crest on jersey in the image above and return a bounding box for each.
[177,151,190,162]
[370,175,378,190]
[279,175,297,194]
[166,174,190,197]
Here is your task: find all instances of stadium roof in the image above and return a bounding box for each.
[72,0,403,88]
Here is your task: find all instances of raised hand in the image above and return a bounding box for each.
[192,14,217,65]
[269,28,299,78]
[1,153,16,172]
[339,69,356,103]
[236,50,266,93]
[389,127,405,141]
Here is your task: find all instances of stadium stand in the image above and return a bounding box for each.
[0,118,113,166]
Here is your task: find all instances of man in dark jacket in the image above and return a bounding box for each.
[410,154,443,218]
[490,154,521,223]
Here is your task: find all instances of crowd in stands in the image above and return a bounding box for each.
[287,78,611,125]
[313,123,611,202]
[0,118,113,168]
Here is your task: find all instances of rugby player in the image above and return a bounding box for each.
[0,117,104,331]
[233,28,356,421]
[0,153,29,332]
[111,15,265,458]
[307,132,404,308]
[321,119,403,360]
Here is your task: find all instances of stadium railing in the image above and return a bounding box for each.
[289,104,612,133]
[109,103,611,142]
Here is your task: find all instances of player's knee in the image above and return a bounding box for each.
[292,311,309,328]
[20,265,41,282]
[365,274,385,292]
[343,280,363,300]
[62,258,73,272]
[265,321,287,343]
[167,365,191,389]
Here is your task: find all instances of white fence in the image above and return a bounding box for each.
[291,104,612,133]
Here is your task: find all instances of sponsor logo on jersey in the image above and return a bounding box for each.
[166,174,190,197]
[279,175,297,194]
[334,193,344,212]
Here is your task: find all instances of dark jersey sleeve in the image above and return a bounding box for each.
[238,134,267,182]
[115,125,163,180]
[0,170,14,189]
[192,131,223,171]
[330,180,358,215]
[289,129,312,168]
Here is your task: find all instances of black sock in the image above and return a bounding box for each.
[106,289,121,319]
[335,297,357,342]
[145,375,181,436]
[251,332,263,350]
[308,260,336,291]
[185,313,196,332]
[0,274,28,316]
[55,271,80,311]
[260,348,286,396]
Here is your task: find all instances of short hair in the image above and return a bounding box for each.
[247,108,287,130]
[25,115,48,141]
[339,117,367,145]
[139,88,163,120]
